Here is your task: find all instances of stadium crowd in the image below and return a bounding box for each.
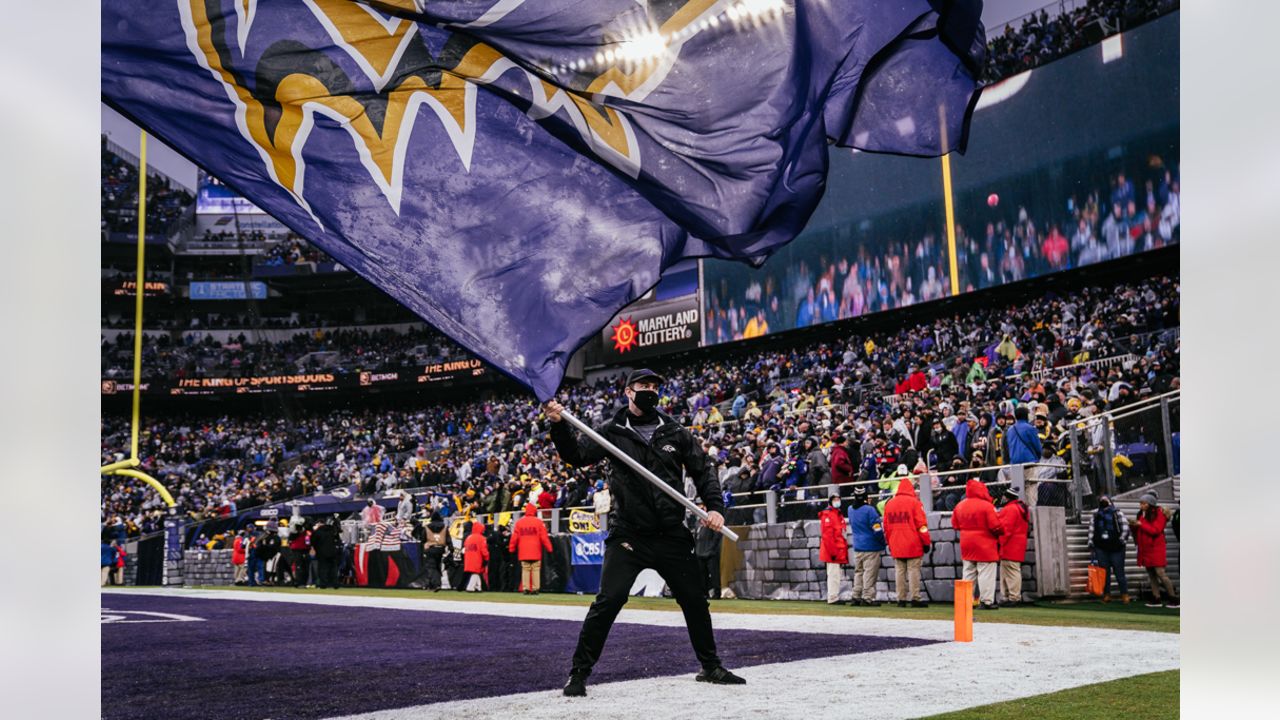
[101,274,1179,541]
[982,0,1178,82]
[100,325,461,380]
[705,161,1179,344]
[101,304,420,331]
[101,137,194,237]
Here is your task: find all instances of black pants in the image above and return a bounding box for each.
[698,554,721,599]
[292,552,310,587]
[571,532,721,677]
[424,547,445,589]
[316,557,339,588]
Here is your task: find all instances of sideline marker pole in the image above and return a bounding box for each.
[954,579,973,642]
[558,410,739,543]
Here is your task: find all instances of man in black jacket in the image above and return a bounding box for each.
[256,528,281,586]
[310,517,342,589]
[546,368,746,697]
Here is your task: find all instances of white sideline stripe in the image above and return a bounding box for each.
[102,589,1179,719]
[103,587,956,637]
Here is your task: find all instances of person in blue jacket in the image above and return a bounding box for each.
[846,486,886,606]
[1003,405,1043,465]
[101,540,117,587]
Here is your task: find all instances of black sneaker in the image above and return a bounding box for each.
[911,600,929,608]
[696,666,747,685]
[563,673,588,697]
[865,600,881,607]
[978,602,999,611]
[847,598,863,606]
[1144,600,1163,608]
[897,600,907,608]
[1164,600,1179,609]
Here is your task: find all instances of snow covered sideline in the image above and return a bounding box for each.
[104,588,1179,720]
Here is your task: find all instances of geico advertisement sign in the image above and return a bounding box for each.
[602,296,700,360]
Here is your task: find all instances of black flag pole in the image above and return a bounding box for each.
[558,410,740,543]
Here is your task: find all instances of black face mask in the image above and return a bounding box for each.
[632,389,659,413]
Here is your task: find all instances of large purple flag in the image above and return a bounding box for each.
[102,0,984,400]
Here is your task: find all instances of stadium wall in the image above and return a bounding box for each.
[183,549,235,587]
[727,513,1039,603]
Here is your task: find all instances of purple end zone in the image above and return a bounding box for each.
[102,593,939,719]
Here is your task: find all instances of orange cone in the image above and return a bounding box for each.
[954,580,973,642]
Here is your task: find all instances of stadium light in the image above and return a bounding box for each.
[614,29,668,66]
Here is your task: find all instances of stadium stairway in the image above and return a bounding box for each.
[1065,478,1180,599]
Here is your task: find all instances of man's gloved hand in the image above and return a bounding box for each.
[544,400,565,423]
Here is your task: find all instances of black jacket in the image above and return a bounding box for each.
[257,532,280,560]
[310,524,342,560]
[550,407,724,539]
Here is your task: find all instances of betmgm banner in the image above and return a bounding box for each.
[589,263,701,365]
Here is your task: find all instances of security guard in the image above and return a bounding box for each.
[545,368,746,696]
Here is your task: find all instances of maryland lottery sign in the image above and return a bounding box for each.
[600,295,700,363]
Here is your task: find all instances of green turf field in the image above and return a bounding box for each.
[915,670,1179,719]
[193,585,1179,634]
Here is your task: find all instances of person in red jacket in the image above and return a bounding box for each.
[905,366,928,393]
[1131,493,1178,608]
[113,543,128,586]
[463,521,490,592]
[817,496,850,605]
[288,521,311,588]
[509,503,553,595]
[882,479,931,607]
[829,434,855,497]
[996,488,1031,606]
[231,531,248,586]
[952,479,1003,610]
[537,483,558,515]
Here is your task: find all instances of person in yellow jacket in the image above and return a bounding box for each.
[876,464,911,515]
[743,308,769,338]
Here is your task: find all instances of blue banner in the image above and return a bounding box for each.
[103,1,982,399]
[567,531,605,593]
[570,532,606,566]
[189,281,268,300]
[164,519,183,566]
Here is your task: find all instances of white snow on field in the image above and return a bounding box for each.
[104,588,1180,719]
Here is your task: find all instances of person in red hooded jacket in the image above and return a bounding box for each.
[463,521,489,592]
[1131,493,1178,608]
[817,496,850,605]
[231,531,249,586]
[882,478,931,607]
[952,479,1003,609]
[510,503,553,595]
[996,488,1031,606]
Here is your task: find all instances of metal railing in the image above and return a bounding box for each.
[1029,353,1137,379]
[721,460,1080,525]
[1067,390,1180,499]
